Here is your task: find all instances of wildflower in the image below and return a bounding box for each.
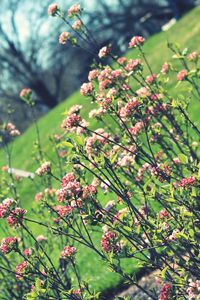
[125,59,141,72]
[136,86,150,98]
[146,73,157,84]
[23,248,32,257]
[187,279,200,299]
[129,36,145,48]
[187,51,198,62]
[54,205,73,217]
[35,161,51,176]
[68,4,81,17]
[117,57,127,65]
[19,88,32,99]
[88,69,99,81]
[16,261,28,280]
[101,231,119,253]
[61,246,76,258]
[159,283,171,300]
[98,46,111,58]
[179,176,196,188]
[173,157,181,165]
[59,32,70,44]
[161,62,170,75]
[0,237,18,254]
[34,192,43,202]
[159,209,170,219]
[72,19,82,30]
[177,69,188,81]
[48,3,58,16]
[7,208,27,227]
[80,82,93,96]
[0,198,15,218]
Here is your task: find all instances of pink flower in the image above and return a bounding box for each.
[173,157,181,165]
[125,59,141,72]
[98,46,111,58]
[23,248,32,257]
[0,237,18,254]
[16,261,28,280]
[88,69,99,81]
[68,4,81,17]
[7,208,26,227]
[136,86,150,98]
[61,246,76,258]
[54,205,73,217]
[187,51,198,61]
[159,283,171,300]
[72,19,82,30]
[177,69,188,81]
[101,231,119,253]
[48,3,58,16]
[34,192,43,202]
[80,82,93,96]
[146,73,157,84]
[0,198,15,218]
[19,88,32,99]
[178,176,196,188]
[129,36,145,48]
[117,57,127,65]
[35,161,51,176]
[59,32,70,44]
[161,62,170,75]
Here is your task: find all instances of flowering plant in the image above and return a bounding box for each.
[0,2,199,299]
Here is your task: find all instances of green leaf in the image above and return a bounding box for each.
[178,153,188,164]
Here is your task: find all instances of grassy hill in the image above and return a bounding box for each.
[0,6,200,294]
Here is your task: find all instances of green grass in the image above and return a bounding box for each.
[1,6,200,294]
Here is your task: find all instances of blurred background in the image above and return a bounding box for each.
[0,0,199,135]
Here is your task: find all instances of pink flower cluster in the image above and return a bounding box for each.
[56,173,82,201]
[187,51,198,61]
[80,82,94,96]
[35,161,51,176]
[0,237,18,254]
[82,185,97,199]
[7,207,26,227]
[85,128,109,156]
[146,73,157,84]
[16,261,28,280]
[98,46,111,58]
[177,69,188,81]
[101,231,119,253]
[118,98,139,119]
[159,283,171,300]
[54,205,73,217]
[178,176,196,188]
[59,32,70,44]
[19,88,32,99]
[48,3,58,16]
[129,121,144,136]
[72,19,82,30]
[68,4,81,17]
[129,36,145,48]
[125,59,141,73]
[0,198,14,218]
[61,246,77,258]
[161,62,170,75]
[187,280,200,299]
[5,122,20,137]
